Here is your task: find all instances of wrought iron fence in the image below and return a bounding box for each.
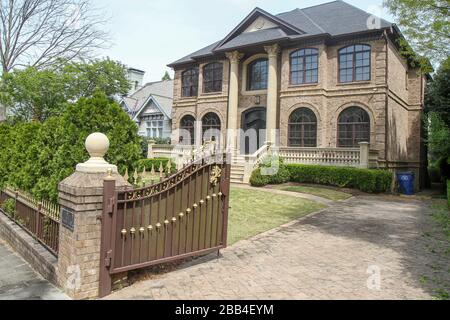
[0,187,60,256]
[99,153,231,297]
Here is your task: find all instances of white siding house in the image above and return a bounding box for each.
[120,80,173,140]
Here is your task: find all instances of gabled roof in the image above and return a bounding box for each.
[131,94,172,121]
[213,7,305,52]
[168,0,393,67]
[120,80,173,119]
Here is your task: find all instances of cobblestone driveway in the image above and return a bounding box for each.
[107,195,446,300]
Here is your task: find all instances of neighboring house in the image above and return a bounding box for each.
[120,79,174,139]
[168,0,427,187]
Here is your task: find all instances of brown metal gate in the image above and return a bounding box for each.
[99,154,231,297]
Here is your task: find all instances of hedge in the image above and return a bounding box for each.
[0,93,143,202]
[250,161,393,194]
[258,156,290,185]
[286,164,392,193]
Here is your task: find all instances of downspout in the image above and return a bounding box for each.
[384,29,389,170]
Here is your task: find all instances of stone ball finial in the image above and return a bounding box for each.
[75,132,117,173]
[85,133,110,158]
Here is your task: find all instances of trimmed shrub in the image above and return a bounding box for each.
[249,168,270,187]
[249,156,392,193]
[136,158,176,173]
[286,164,392,193]
[258,156,291,185]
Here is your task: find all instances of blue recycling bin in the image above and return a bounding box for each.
[397,172,415,195]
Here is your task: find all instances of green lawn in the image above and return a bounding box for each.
[426,200,450,300]
[274,184,352,201]
[228,188,325,245]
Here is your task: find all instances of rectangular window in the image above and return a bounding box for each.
[146,119,164,138]
[182,68,199,97]
[339,45,371,83]
[290,49,319,85]
[203,63,223,93]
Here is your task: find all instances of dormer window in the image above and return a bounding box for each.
[182,68,199,97]
[247,58,268,91]
[339,45,371,83]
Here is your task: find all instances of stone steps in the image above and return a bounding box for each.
[230,155,248,184]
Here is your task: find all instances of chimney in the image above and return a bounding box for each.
[126,68,145,94]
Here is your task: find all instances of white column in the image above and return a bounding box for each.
[359,142,370,169]
[264,44,280,145]
[225,51,244,153]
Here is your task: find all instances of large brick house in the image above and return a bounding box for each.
[167,1,427,187]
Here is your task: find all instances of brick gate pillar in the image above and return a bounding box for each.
[56,133,130,299]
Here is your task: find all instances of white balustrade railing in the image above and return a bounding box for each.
[241,144,271,183]
[276,147,362,167]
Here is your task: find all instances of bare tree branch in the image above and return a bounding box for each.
[0,0,109,74]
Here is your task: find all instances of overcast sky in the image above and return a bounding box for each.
[95,0,394,83]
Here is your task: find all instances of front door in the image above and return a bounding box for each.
[241,107,266,155]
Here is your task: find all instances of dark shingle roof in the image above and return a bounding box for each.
[217,28,290,51]
[297,1,391,36]
[168,1,393,67]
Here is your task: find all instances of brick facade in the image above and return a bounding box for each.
[171,35,425,188]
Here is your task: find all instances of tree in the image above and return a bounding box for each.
[0,67,69,121]
[62,58,130,99]
[0,58,130,122]
[425,56,450,126]
[0,0,109,74]
[383,0,449,70]
[427,112,450,162]
[162,71,172,81]
[0,92,143,202]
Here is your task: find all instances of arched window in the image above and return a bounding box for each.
[338,107,370,147]
[339,44,371,83]
[182,68,199,97]
[180,115,196,145]
[247,58,268,91]
[290,48,319,85]
[202,112,221,143]
[288,108,317,147]
[203,63,223,93]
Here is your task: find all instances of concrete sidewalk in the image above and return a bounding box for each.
[0,240,68,300]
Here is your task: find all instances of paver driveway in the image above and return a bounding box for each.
[107,194,446,300]
[0,240,68,300]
